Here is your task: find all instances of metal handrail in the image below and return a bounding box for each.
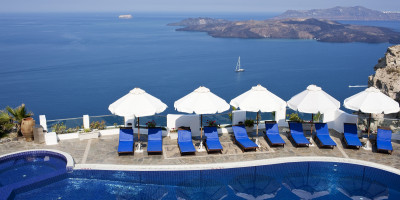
[47,117,83,122]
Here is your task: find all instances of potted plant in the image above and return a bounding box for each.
[6,104,33,140]
[244,119,254,133]
[146,120,156,128]
[79,121,104,140]
[53,123,81,140]
[205,120,219,127]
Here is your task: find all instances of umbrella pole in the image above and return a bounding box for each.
[367,113,371,138]
[311,113,314,134]
[256,111,260,147]
[363,113,372,150]
[199,114,205,151]
[137,117,143,152]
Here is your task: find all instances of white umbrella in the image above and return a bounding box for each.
[287,85,340,135]
[109,88,167,152]
[288,85,340,114]
[174,86,230,151]
[230,84,286,146]
[344,87,400,136]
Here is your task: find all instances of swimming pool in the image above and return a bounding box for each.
[0,150,73,200]
[6,159,400,199]
[0,152,67,187]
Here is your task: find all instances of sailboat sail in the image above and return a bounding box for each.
[235,56,245,72]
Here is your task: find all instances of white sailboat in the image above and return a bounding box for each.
[235,56,245,72]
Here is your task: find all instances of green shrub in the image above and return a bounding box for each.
[83,128,92,133]
[244,119,254,127]
[6,104,33,135]
[313,112,322,122]
[90,121,106,130]
[228,106,237,121]
[51,123,67,134]
[0,110,13,137]
[288,113,303,122]
[66,126,80,133]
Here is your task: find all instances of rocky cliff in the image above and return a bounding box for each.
[169,18,400,43]
[275,6,400,21]
[368,45,400,105]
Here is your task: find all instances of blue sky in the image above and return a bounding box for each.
[1,0,399,13]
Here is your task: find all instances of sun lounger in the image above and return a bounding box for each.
[314,123,336,149]
[288,122,310,147]
[118,128,134,155]
[177,129,196,155]
[232,125,258,152]
[264,121,285,147]
[377,128,393,154]
[343,123,362,148]
[204,126,223,153]
[147,127,163,154]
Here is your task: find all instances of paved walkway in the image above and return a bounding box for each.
[1,128,399,169]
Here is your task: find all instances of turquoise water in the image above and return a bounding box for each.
[0,13,398,119]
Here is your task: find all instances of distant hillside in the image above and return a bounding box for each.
[169,17,400,43]
[274,6,400,21]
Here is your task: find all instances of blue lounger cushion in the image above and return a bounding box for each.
[205,140,223,151]
[289,123,311,145]
[314,123,336,147]
[118,128,134,154]
[204,126,223,151]
[265,122,285,145]
[377,128,393,152]
[147,128,163,153]
[178,129,196,153]
[343,123,362,147]
[232,125,258,149]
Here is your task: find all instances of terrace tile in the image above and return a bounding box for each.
[1,128,399,170]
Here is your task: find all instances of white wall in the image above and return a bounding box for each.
[124,116,135,127]
[276,107,287,127]
[167,114,200,136]
[39,115,47,131]
[323,109,358,133]
[232,110,246,125]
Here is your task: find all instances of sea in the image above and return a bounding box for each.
[0,12,399,121]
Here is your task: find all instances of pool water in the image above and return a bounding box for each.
[11,162,400,200]
[0,153,67,187]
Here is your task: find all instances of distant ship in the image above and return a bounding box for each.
[235,56,245,72]
[349,85,368,88]
[118,15,132,19]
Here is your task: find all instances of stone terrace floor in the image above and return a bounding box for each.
[1,128,399,169]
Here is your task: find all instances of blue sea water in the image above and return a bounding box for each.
[0,12,399,120]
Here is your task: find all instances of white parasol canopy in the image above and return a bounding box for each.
[174,86,230,115]
[287,85,340,114]
[344,87,400,114]
[174,86,229,151]
[230,84,286,146]
[109,88,167,117]
[344,87,399,141]
[230,84,286,112]
[108,88,167,152]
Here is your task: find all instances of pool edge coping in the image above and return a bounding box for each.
[75,156,400,175]
[0,149,74,170]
